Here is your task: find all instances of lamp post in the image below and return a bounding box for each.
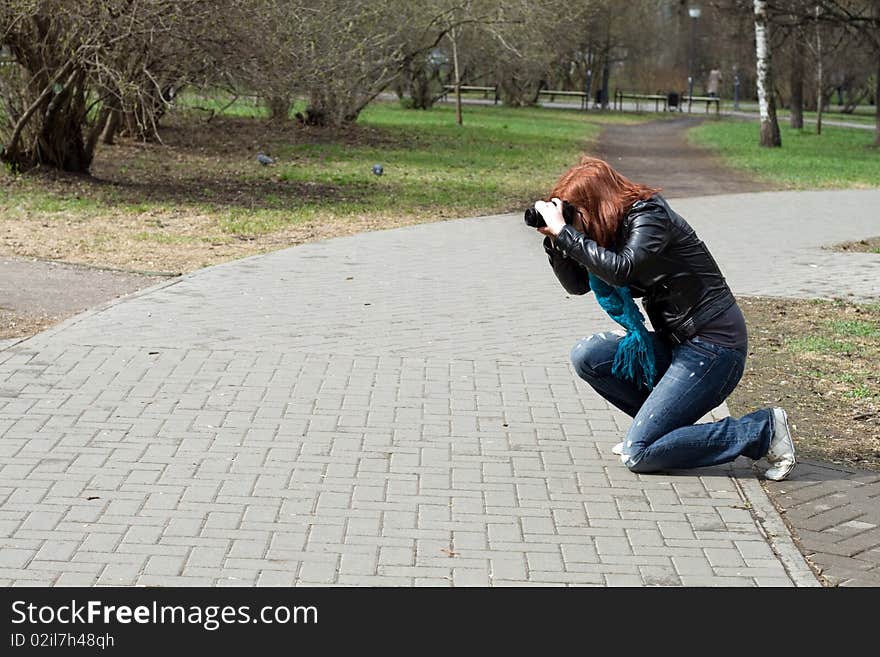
[733,65,740,111]
[687,6,701,112]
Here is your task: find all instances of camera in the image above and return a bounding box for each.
[524,200,578,229]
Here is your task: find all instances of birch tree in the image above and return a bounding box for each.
[754,0,782,146]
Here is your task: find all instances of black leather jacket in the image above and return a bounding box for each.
[544,194,736,343]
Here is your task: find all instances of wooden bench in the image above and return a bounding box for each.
[613,91,670,112]
[538,89,590,109]
[682,94,721,114]
[441,85,498,104]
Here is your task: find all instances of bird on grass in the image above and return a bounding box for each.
[372,164,383,176]
[256,152,275,166]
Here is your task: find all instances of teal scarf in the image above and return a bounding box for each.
[588,273,657,391]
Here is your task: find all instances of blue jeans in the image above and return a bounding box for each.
[570,331,773,473]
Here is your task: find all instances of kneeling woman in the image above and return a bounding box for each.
[533,156,796,481]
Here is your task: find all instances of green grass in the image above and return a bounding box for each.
[722,100,877,124]
[827,319,879,338]
[3,99,647,243]
[689,121,880,189]
[176,91,285,119]
[209,101,644,235]
[275,103,602,218]
[786,335,858,354]
[846,384,875,399]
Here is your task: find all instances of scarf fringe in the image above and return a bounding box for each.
[589,273,657,391]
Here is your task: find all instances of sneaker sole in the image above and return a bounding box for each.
[765,459,797,481]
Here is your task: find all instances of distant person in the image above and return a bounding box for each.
[528,157,797,480]
[707,68,723,98]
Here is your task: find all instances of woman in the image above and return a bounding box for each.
[533,156,796,480]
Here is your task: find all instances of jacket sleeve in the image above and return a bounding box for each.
[543,236,590,295]
[551,211,668,287]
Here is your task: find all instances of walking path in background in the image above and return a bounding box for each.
[594,117,776,197]
[440,94,876,132]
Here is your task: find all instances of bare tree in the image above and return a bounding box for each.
[0,1,236,171]
[293,1,472,127]
[766,0,880,142]
[813,0,880,145]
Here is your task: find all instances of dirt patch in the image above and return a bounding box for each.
[0,308,55,340]
[833,236,880,254]
[727,296,880,470]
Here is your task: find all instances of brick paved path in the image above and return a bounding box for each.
[5,190,876,586]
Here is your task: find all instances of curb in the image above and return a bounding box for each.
[735,472,822,586]
[708,403,821,586]
[1,275,184,352]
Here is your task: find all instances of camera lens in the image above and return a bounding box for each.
[524,208,546,228]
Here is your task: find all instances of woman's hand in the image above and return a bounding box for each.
[535,198,566,237]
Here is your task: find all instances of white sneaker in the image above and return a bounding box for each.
[612,442,624,455]
[765,407,797,481]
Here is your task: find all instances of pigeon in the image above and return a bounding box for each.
[257,152,274,166]
[372,164,383,176]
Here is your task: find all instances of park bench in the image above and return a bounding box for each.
[681,94,720,114]
[441,86,591,110]
[613,91,671,112]
[441,85,498,104]
[613,90,721,115]
[538,89,590,110]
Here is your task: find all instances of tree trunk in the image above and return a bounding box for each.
[1,65,92,172]
[36,74,90,171]
[875,48,880,146]
[600,57,610,110]
[790,33,804,129]
[410,68,433,109]
[84,104,111,163]
[451,29,462,126]
[815,5,823,136]
[101,108,121,145]
[753,0,781,147]
[266,96,291,122]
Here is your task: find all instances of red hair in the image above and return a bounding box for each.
[549,156,661,248]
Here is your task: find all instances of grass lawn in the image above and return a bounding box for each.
[689,120,880,189]
[722,101,878,125]
[729,107,877,126]
[0,100,642,272]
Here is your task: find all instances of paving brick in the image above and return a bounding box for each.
[0,548,34,568]
[526,551,564,573]
[704,548,746,568]
[143,555,186,576]
[34,541,80,562]
[453,567,491,586]
[55,572,98,586]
